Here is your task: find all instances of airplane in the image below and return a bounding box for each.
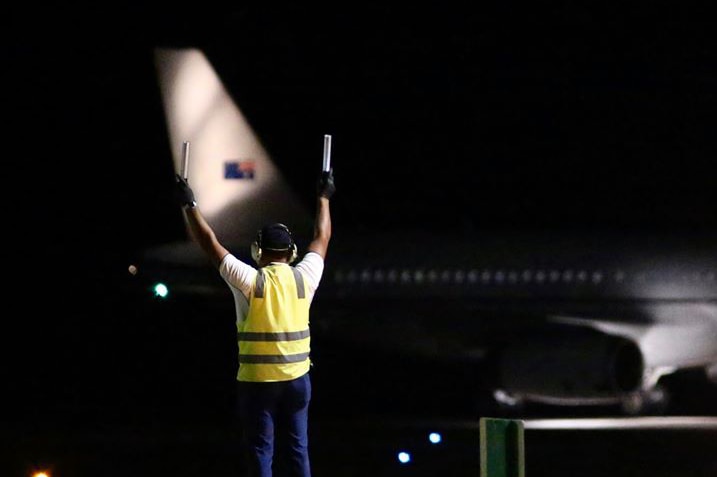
[135,47,717,417]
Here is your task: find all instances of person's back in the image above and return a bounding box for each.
[238,259,312,382]
[175,168,335,477]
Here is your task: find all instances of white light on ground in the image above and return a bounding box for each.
[429,432,442,444]
[153,283,169,298]
[397,451,411,464]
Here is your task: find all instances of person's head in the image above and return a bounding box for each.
[251,223,298,266]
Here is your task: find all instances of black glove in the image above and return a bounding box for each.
[317,168,336,199]
[175,174,196,207]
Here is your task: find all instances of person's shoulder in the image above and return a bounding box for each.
[294,252,324,272]
[294,252,325,290]
[220,253,255,273]
[298,251,324,264]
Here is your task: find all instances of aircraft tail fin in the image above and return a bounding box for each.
[153,47,311,252]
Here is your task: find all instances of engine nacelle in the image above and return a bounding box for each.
[498,328,644,402]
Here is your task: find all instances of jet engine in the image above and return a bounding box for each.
[496,327,644,405]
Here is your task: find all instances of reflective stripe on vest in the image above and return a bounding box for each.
[238,329,311,342]
[254,267,306,299]
[239,352,311,364]
[238,264,311,382]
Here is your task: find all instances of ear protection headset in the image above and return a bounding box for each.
[251,223,298,264]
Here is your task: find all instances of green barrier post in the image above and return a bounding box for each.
[479,417,526,477]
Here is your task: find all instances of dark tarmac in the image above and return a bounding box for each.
[5,415,717,477]
[5,292,717,477]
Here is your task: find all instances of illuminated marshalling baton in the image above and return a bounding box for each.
[323,134,332,172]
[181,140,191,179]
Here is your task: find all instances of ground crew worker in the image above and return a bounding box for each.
[175,167,335,477]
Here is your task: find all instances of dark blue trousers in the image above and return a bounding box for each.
[237,373,312,477]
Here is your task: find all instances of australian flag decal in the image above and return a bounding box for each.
[224,160,256,179]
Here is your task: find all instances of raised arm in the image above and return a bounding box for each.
[307,169,335,259]
[175,175,230,268]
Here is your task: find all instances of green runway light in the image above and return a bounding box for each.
[153,282,169,298]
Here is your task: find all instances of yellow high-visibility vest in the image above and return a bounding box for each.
[237,263,311,382]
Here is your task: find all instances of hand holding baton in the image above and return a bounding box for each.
[322,134,331,172]
[181,141,191,180]
[318,134,335,198]
[175,141,196,207]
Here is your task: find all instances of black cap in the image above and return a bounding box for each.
[259,223,293,250]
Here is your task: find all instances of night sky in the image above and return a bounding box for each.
[5,4,717,431]
[10,5,717,241]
